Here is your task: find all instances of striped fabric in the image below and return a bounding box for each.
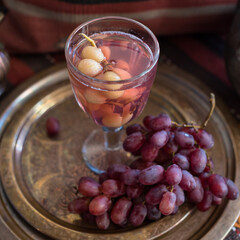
[0,0,237,53]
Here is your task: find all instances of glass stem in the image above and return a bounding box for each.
[103,126,123,151]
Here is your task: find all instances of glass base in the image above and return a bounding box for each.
[82,128,133,174]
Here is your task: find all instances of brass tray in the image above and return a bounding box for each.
[0,63,240,240]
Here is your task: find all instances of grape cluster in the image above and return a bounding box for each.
[68,113,239,230]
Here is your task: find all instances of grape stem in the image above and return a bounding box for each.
[167,185,174,192]
[201,93,215,128]
[171,93,215,129]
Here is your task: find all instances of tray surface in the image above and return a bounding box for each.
[0,63,240,240]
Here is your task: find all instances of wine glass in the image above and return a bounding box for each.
[65,16,159,174]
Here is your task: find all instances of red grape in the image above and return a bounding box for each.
[130,158,156,170]
[121,169,140,186]
[159,192,176,215]
[101,179,125,197]
[187,177,204,203]
[139,165,164,185]
[126,123,144,135]
[111,197,132,225]
[145,184,168,205]
[89,195,111,216]
[165,164,182,185]
[148,113,172,131]
[197,190,213,211]
[212,195,222,205]
[179,126,196,135]
[171,205,179,215]
[204,158,214,173]
[173,184,185,206]
[199,172,211,189]
[78,177,101,197]
[141,142,159,162]
[193,129,214,149]
[46,117,60,137]
[225,178,239,200]
[68,197,90,214]
[143,115,155,130]
[179,170,196,192]
[189,148,207,175]
[163,131,178,154]
[150,130,169,149]
[96,212,110,230]
[123,132,145,152]
[172,153,189,170]
[174,131,195,149]
[126,184,144,199]
[208,174,228,198]
[107,164,130,180]
[129,203,147,226]
[146,204,161,221]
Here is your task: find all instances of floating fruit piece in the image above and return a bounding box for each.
[96,104,114,118]
[86,102,101,112]
[102,113,123,127]
[104,91,124,99]
[122,112,133,125]
[102,71,124,99]
[95,72,105,80]
[112,68,132,80]
[84,89,106,104]
[116,59,130,71]
[77,59,102,77]
[104,71,121,81]
[99,46,111,60]
[120,88,140,102]
[122,103,132,116]
[81,46,105,63]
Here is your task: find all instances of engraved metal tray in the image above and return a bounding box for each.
[0,63,239,240]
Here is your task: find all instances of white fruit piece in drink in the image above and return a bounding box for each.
[122,112,133,125]
[102,114,123,128]
[102,71,124,99]
[116,59,130,71]
[81,46,105,63]
[77,59,102,77]
[112,68,132,80]
[120,88,141,102]
[99,46,111,60]
[104,71,121,80]
[84,88,106,104]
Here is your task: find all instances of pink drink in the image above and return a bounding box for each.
[69,32,156,128]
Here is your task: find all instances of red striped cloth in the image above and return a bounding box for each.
[0,0,237,53]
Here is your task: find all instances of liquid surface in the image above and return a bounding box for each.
[74,31,153,79]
